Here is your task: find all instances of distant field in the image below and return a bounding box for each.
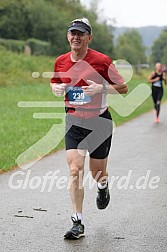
[1,48,167,172]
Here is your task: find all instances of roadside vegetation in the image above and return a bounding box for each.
[0,0,167,172]
[1,48,166,172]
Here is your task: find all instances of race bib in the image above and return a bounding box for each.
[66,86,91,105]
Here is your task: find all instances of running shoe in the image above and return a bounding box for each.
[96,183,110,209]
[155,117,160,123]
[64,216,85,239]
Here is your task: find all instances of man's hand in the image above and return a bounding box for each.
[82,79,128,95]
[82,80,103,96]
[50,83,67,96]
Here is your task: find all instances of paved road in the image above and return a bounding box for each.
[0,104,167,252]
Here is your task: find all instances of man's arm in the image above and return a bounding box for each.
[103,60,128,94]
[105,83,128,94]
[50,83,67,96]
[82,80,128,96]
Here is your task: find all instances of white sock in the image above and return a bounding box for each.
[98,181,107,189]
[72,213,83,223]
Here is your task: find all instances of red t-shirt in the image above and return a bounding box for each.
[51,48,124,118]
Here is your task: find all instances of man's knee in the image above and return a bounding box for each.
[70,166,84,178]
[91,170,108,182]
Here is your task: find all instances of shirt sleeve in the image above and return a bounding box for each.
[102,56,125,84]
[50,60,62,84]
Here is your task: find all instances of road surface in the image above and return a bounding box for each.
[0,104,167,252]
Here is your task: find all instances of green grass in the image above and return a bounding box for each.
[0,47,65,172]
[0,84,65,172]
[110,78,153,125]
[0,48,167,172]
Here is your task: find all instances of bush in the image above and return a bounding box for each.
[0,37,51,56]
[0,38,25,53]
[26,38,51,56]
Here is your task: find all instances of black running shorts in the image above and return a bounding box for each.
[65,110,113,159]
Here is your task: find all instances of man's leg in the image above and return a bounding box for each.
[87,111,112,210]
[66,149,86,213]
[90,157,110,210]
[64,149,86,239]
[89,157,108,184]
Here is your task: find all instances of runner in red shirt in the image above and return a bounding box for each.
[50,17,128,239]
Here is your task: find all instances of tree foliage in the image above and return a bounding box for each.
[115,29,146,66]
[150,29,167,65]
[0,0,32,39]
[0,0,115,56]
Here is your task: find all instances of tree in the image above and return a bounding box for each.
[115,29,146,66]
[0,0,115,56]
[150,29,167,65]
[0,0,33,39]
[90,21,115,57]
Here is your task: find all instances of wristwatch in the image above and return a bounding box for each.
[102,85,107,94]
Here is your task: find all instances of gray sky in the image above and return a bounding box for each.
[80,0,167,27]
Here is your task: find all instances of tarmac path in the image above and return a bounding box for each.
[0,104,167,252]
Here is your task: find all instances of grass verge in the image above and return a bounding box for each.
[1,48,167,172]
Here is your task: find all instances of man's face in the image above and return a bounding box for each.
[67,30,92,50]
